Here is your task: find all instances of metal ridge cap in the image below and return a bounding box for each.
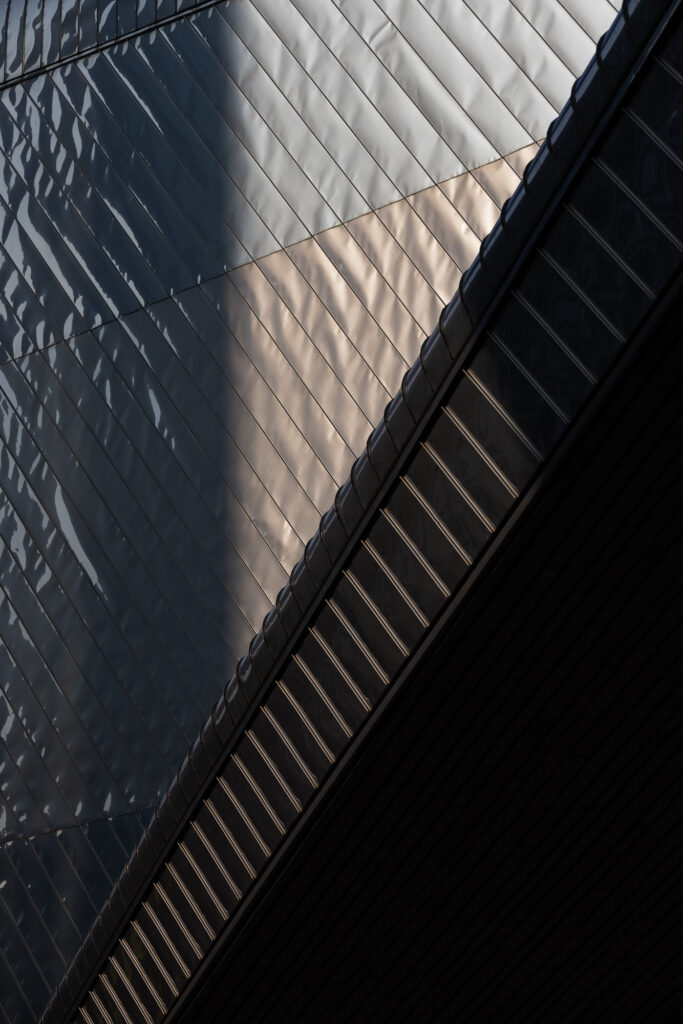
[42,0,680,1019]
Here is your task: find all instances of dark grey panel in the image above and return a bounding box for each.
[0,0,207,84]
[0,811,146,1022]
[0,313,265,842]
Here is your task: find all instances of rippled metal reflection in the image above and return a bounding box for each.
[0,2,619,1021]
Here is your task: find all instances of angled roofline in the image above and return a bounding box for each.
[42,0,681,1018]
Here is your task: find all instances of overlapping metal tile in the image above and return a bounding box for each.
[37,1,683,1020]
[0,809,151,1023]
[0,0,209,85]
[0,1,621,1020]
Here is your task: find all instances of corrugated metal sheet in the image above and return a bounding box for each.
[0,2,620,1020]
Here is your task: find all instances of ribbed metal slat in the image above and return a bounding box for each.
[115,941,166,1022]
[282,657,353,750]
[137,901,190,991]
[125,922,177,1005]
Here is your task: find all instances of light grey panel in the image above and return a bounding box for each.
[414,0,559,142]
[512,0,601,77]
[240,0,414,207]
[464,0,581,113]
[375,0,535,157]
[338,0,500,170]
[219,0,394,225]
[558,0,622,43]
[294,0,459,185]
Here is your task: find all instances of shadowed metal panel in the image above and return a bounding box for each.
[0,0,209,85]
[0,810,150,1022]
[0,0,621,91]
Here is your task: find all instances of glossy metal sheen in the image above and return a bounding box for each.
[0,0,208,84]
[0,809,151,1022]
[0,1,613,364]
[53,2,683,1018]
[0,144,536,853]
[0,1,622,1021]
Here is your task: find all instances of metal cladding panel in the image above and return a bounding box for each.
[0,145,544,847]
[0,1,622,1021]
[39,1,683,1021]
[0,810,151,1022]
[0,0,208,84]
[0,1,617,364]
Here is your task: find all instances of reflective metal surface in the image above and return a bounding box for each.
[0,2,621,1020]
[0,810,150,1022]
[0,1,614,367]
[55,4,683,1015]
[0,0,209,84]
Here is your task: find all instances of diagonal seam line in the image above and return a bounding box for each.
[308,627,373,712]
[362,538,430,629]
[342,569,411,657]
[625,105,683,175]
[440,405,520,496]
[130,919,179,997]
[119,935,168,1012]
[511,288,597,385]
[489,329,571,424]
[591,154,683,253]
[563,202,656,299]
[538,249,625,344]
[291,653,353,737]
[400,473,476,563]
